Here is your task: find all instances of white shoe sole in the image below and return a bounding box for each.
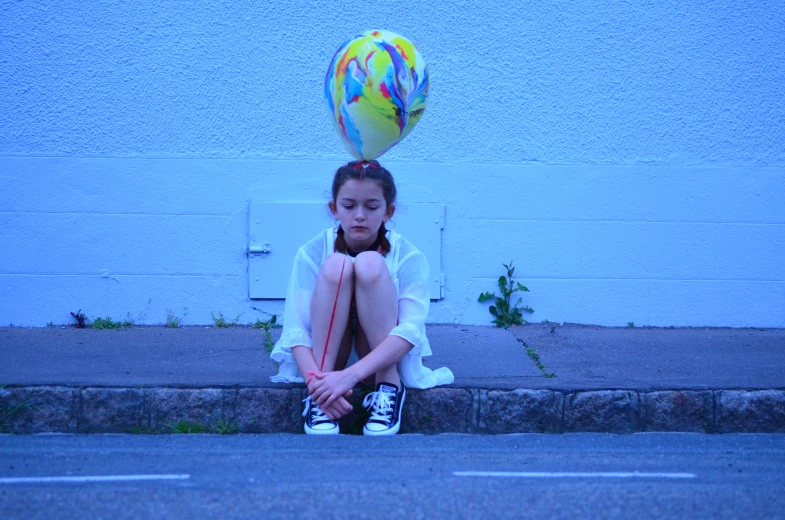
[363,390,405,436]
[304,423,339,435]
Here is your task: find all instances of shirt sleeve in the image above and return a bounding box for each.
[388,247,430,355]
[271,245,320,360]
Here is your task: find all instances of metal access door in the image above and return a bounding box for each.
[249,202,444,300]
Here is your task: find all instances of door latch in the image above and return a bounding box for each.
[248,243,271,257]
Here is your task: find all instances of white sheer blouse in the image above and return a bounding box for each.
[270,227,454,389]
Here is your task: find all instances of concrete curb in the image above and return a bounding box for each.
[2,386,784,434]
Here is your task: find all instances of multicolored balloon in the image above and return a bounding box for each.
[325,30,429,161]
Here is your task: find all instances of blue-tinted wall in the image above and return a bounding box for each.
[1,1,783,326]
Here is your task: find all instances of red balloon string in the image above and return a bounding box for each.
[306,255,347,387]
[352,160,378,180]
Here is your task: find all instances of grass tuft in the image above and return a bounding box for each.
[211,312,240,328]
[129,425,155,434]
[165,308,188,328]
[92,316,133,330]
[168,420,207,434]
[215,419,239,434]
[0,385,33,432]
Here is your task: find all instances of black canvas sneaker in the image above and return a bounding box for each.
[302,395,339,435]
[362,382,406,436]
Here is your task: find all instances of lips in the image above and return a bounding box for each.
[352,226,367,231]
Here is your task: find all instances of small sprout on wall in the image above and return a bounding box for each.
[478,261,534,328]
[165,308,188,328]
[70,310,86,328]
[211,311,240,328]
[131,299,153,324]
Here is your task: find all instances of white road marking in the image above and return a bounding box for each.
[0,474,191,484]
[453,471,696,479]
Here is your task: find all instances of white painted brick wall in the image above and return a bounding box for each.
[1,1,783,327]
[1,158,782,327]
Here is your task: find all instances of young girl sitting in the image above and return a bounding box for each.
[270,160,454,435]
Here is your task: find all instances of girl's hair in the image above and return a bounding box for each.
[332,160,397,255]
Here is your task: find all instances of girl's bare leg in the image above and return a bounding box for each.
[353,251,400,388]
[334,323,353,371]
[353,323,375,385]
[310,254,354,375]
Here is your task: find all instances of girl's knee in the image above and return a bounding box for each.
[354,251,388,285]
[319,253,353,285]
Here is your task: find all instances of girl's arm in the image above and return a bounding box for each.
[293,346,354,419]
[347,335,413,382]
[291,345,321,379]
[310,336,412,407]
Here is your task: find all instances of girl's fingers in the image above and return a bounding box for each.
[325,393,343,409]
[315,391,329,407]
[312,386,325,402]
[325,398,351,419]
[319,391,343,409]
[323,402,339,419]
[338,398,352,415]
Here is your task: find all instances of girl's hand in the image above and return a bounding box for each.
[307,372,353,420]
[310,369,358,409]
[321,397,353,420]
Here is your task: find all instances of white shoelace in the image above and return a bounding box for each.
[302,395,332,424]
[363,391,395,424]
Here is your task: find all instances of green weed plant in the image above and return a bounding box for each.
[254,315,279,353]
[92,316,133,330]
[168,420,207,434]
[165,308,188,328]
[211,312,240,328]
[478,261,534,328]
[0,385,32,432]
[215,419,239,434]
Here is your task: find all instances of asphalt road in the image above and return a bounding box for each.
[1,433,784,519]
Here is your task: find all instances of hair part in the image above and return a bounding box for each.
[331,160,397,255]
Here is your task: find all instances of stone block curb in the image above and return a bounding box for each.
[1,386,784,434]
[565,391,640,433]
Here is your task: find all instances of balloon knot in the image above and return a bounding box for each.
[351,160,378,180]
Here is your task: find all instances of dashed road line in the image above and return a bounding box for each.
[0,474,191,484]
[453,471,696,479]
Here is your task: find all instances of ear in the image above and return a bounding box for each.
[328,201,338,218]
[384,204,396,221]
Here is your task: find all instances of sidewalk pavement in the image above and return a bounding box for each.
[1,323,784,434]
